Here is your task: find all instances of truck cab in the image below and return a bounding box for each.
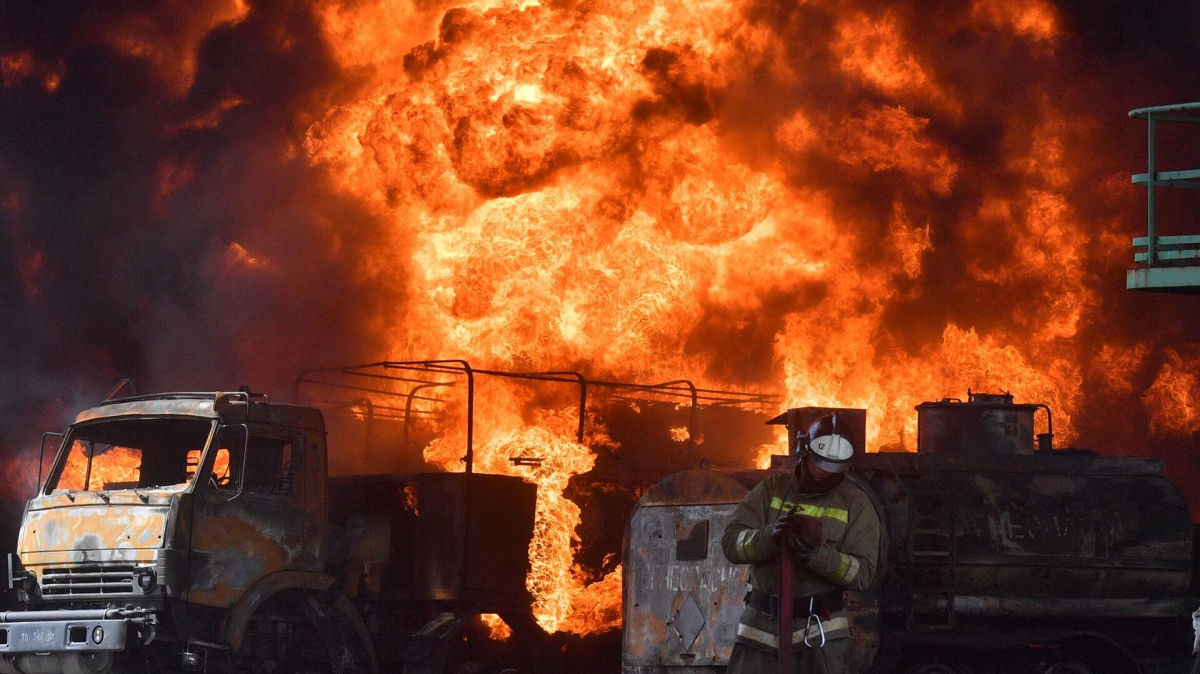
[2,391,359,674]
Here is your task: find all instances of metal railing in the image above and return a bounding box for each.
[295,360,779,474]
[1128,103,1200,282]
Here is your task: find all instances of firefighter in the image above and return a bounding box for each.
[721,413,881,673]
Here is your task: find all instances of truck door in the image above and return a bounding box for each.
[186,424,321,607]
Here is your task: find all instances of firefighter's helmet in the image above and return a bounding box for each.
[799,413,855,473]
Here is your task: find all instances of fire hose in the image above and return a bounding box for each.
[779,545,795,674]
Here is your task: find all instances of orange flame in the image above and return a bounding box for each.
[57,445,141,491]
[292,0,1192,634]
[425,396,601,633]
[480,613,512,641]
[1144,349,1200,436]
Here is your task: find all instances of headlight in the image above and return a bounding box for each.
[136,567,156,591]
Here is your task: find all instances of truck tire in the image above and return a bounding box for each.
[62,652,114,674]
[235,590,376,674]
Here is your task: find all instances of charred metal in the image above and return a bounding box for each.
[4,372,1198,674]
[621,393,1197,674]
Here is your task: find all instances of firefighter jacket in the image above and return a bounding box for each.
[720,470,881,651]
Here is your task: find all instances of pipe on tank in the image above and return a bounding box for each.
[1035,403,1054,452]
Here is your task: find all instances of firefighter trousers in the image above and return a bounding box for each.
[726,639,850,674]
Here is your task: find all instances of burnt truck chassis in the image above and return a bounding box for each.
[0,393,535,672]
[0,361,778,674]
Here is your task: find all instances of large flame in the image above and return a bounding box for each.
[301,0,1102,448]
[6,0,1200,646]
[294,0,1193,636]
[421,384,619,633]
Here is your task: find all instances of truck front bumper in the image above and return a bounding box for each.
[0,607,155,654]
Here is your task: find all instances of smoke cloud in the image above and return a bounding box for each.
[2,0,1200,519]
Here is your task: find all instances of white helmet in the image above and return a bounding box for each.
[801,413,855,473]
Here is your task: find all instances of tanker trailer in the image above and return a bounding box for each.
[621,393,1196,673]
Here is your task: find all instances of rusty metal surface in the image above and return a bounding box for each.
[855,451,1193,620]
[16,493,179,593]
[186,487,323,607]
[222,570,335,650]
[74,396,327,433]
[407,473,536,606]
[31,489,179,510]
[856,451,1169,476]
[637,468,751,508]
[21,504,169,553]
[916,397,1039,455]
[928,595,1193,617]
[22,395,331,610]
[326,472,537,608]
[75,398,218,424]
[622,470,750,671]
[185,422,326,608]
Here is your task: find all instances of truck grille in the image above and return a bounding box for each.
[41,564,136,596]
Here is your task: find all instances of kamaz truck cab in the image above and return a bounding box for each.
[2,391,373,674]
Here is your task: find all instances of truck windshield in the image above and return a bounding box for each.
[46,417,214,492]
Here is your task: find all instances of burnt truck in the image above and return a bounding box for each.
[0,390,541,674]
[622,393,1197,674]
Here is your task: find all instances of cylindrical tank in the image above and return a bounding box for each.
[854,452,1193,613]
[916,391,1040,455]
[621,395,1196,672]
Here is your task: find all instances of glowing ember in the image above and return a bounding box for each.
[402,484,419,515]
[480,613,512,641]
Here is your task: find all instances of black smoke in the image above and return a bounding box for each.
[0,1,399,520]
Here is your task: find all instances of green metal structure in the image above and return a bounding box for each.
[1127,102,1200,293]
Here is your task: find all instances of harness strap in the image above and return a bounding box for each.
[746,588,844,620]
[736,616,851,651]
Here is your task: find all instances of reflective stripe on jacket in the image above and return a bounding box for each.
[733,604,851,653]
[721,471,881,598]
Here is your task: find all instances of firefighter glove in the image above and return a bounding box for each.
[770,512,822,559]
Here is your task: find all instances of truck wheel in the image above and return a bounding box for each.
[237,590,376,674]
[61,652,114,674]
